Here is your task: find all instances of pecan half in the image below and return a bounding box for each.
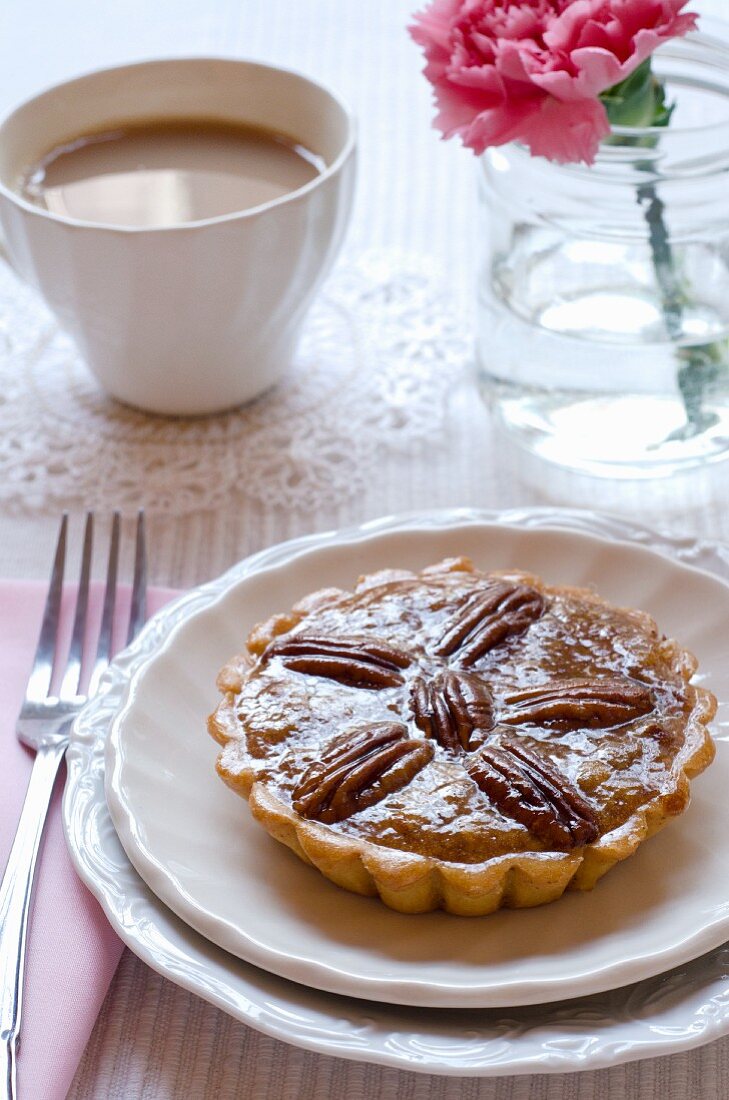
[502,677,653,728]
[410,670,494,752]
[435,582,545,666]
[265,633,410,688]
[468,738,599,849]
[293,723,433,823]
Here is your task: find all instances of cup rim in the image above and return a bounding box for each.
[0,55,357,234]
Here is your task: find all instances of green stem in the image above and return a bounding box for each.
[603,61,722,442]
[636,177,718,439]
[636,180,683,340]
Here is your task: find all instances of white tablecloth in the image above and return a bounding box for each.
[1,0,728,1095]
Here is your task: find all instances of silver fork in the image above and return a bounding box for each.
[0,511,147,1100]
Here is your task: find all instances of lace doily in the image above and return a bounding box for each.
[0,252,468,515]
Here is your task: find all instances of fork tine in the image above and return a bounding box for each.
[24,514,68,703]
[126,511,147,646]
[88,511,120,697]
[59,512,93,700]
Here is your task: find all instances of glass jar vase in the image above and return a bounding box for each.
[476,28,729,479]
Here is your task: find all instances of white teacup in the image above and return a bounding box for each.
[0,58,356,416]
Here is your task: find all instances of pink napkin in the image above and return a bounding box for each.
[0,580,178,1100]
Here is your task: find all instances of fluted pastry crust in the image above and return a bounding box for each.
[208,558,716,915]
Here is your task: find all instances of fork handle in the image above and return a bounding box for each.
[0,741,67,1100]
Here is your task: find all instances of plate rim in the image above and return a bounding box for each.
[62,507,729,1075]
[104,506,729,1008]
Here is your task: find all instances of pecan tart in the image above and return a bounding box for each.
[208,558,716,915]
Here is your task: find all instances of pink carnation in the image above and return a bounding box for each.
[410,0,697,164]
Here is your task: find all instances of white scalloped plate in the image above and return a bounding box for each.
[63,510,729,1075]
[99,510,729,1011]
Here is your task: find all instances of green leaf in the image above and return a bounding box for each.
[600,59,675,129]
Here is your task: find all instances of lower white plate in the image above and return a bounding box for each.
[64,509,729,1075]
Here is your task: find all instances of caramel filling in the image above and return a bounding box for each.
[226,568,692,863]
